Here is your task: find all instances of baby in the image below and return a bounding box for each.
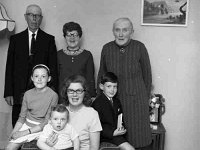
[37,104,79,150]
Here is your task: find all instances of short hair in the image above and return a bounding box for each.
[32,64,50,76]
[60,75,91,106]
[26,4,42,15]
[113,17,133,31]
[100,72,118,84]
[51,104,69,121]
[63,22,82,38]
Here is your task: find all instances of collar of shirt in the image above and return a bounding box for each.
[114,39,131,49]
[103,92,113,102]
[28,29,38,54]
[28,29,38,39]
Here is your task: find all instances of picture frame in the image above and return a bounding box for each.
[150,106,160,124]
[149,94,165,125]
[141,0,189,27]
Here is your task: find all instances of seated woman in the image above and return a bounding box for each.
[48,75,102,150]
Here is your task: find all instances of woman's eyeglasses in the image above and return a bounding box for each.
[66,32,79,38]
[67,89,85,94]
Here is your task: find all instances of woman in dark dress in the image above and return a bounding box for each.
[58,22,96,101]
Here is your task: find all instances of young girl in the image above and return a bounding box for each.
[5,64,58,150]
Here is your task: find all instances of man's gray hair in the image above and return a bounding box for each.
[113,17,133,31]
[26,4,42,15]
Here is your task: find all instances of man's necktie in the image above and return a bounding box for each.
[31,33,36,55]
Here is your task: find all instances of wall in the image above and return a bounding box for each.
[0,0,199,149]
[0,31,12,147]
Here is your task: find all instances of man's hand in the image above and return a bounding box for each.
[5,96,14,106]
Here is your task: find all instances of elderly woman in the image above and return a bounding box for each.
[60,75,102,150]
[97,18,152,149]
[57,22,96,101]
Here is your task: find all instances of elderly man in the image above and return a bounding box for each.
[4,4,58,127]
[97,17,152,150]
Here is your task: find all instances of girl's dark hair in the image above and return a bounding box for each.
[60,75,91,106]
[51,104,69,122]
[63,22,82,38]
[100,72,118,84]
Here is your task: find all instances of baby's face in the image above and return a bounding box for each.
[50,111,68,131]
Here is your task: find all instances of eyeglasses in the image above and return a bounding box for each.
[67,89,85,94]
[66,32,79,38]
[26,13,42,20]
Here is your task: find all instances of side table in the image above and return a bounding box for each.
[151,123,166,150]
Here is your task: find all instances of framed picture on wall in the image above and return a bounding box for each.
[141,0,189,27]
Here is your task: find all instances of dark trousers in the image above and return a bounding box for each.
[12,104,22,127]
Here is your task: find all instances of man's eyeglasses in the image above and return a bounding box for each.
[67,89,85,94]
[66,32,79,38]
[26,13,42,20]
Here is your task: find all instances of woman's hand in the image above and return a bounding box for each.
[8,132,14,141]
[46,131,58,147]
[49,147,56,150]
[11,130,27,140]
[73,137,80,150]
[113,126,127,136]
[9,121,23,141]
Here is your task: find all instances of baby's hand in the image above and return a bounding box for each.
[46,131,58,147]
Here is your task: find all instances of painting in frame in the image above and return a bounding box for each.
[141,0,189,27]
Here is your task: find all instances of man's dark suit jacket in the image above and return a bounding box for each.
[92,93,124,142]
[4,28,58,104]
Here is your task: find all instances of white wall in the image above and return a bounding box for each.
[0,0,200,149]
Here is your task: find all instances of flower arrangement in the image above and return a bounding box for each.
[149,96,160,110]
[149,94,165,112]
